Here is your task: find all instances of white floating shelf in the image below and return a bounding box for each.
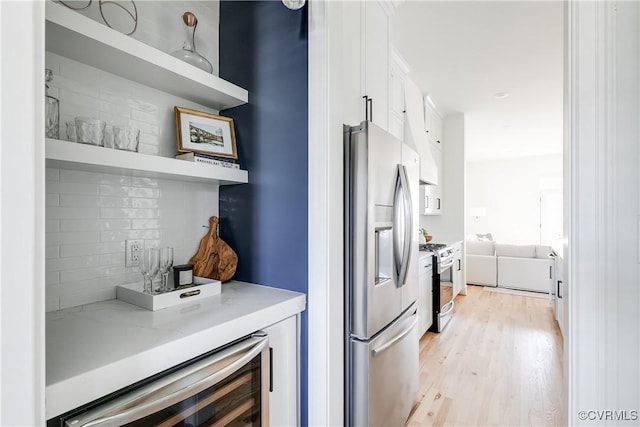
[46,139,248,186]
[45,2,248,111]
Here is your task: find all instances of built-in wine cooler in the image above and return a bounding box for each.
[48,333,270,427]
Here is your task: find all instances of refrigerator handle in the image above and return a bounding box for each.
[392,170,403,280]
[398,164,413,286]
[371,309,418,357]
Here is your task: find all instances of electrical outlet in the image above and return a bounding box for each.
[125,240,144,267]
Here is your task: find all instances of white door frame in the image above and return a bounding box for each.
[564,1,640,424]
[308,1,640,425]
[0,1,46,425]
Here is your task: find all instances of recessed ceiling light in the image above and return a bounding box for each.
[494,92,510,99]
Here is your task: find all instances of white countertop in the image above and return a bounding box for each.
[46,281,306,419]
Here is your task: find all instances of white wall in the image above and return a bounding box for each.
[466,153,562,244]
[420,114,465,243]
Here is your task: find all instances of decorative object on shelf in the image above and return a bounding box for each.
[171,12,213,74]
[174,107,238,160]
[139,247,160,294]
[189,216,238,283]
[282,0,306,10]
[113,125,140,152]
[173,264,194,288]
[175,152,240,169]
[45,69,60,139]
[74,117,106,146]
[159,247,174,293]
[57,0,138,35]
[420,228,432,243]
[65,120,76,142]
[103,125,115,148]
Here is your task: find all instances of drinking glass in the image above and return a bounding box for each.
[140,248,160,294]
[159,247,174,293]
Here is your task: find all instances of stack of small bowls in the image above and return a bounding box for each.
[67,117,140,152]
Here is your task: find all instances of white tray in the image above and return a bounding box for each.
[116,277,221,311]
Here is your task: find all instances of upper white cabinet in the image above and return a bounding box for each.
[45,1,247,111]
[362,0,390,131]
[388,47,410,141]
[404,78,437,185]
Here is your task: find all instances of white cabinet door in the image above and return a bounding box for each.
[432,143,443,214]
[452,243,463,297]
[420,185,433,215]
[418,255,433,337]
[388,61,405,141]
[362,0,389,131]
[263,315,299,427]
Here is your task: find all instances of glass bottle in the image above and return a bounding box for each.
[45,69,60,139]
[170,12,213,74]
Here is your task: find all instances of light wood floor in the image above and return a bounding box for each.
[406,285,563,427]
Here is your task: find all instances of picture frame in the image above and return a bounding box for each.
[174,106,238,160]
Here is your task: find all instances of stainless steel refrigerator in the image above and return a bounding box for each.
[344,121,419,426]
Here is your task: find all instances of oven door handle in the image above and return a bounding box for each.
[66,333,269,427]
[439,258,454,271]
[440,300,455,317]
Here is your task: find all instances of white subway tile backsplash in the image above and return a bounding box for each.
[47,271,60,286]
[46,246,60,259]
[47,220,61,233]
[48,207,100,219]
[46,296,61,312]
[46,168,60,181]
[60,195,131,208]
[46,194,60,207]
[60,219,131,232]
[100,230,160,242]
[60,170,131,186]
[128,187,160,198]
[131,198,159,209]
[47,169,220,311]
[130,108,157,124]
[60,266,129,283]
[131,177,159,188]
[60,241,124,258]
[45,1,223,310]
[47,231,100,246]
[47,181,99,195]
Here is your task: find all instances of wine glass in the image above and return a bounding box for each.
[140,248,160,294]
[159,247,174,293]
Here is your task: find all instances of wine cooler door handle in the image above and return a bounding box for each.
[66,334,269,427]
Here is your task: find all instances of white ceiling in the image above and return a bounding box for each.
[390,1,564,162]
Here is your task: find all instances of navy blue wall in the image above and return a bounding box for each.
[218,1,308,424]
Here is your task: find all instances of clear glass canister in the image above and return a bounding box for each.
[45,69,59,139]
[170,12,213,74]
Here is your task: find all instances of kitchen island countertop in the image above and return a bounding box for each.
[46,281,305,420]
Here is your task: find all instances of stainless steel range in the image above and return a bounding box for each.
[420,243,455,332]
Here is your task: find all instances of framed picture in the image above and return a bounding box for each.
[174,107,238,160]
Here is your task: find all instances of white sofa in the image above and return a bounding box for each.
[466,240,555,293]
[466,240,497,286]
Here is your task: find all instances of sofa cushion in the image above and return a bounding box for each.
[535,245,554,259]
[495,243,536,258]
[466,240,496,256]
